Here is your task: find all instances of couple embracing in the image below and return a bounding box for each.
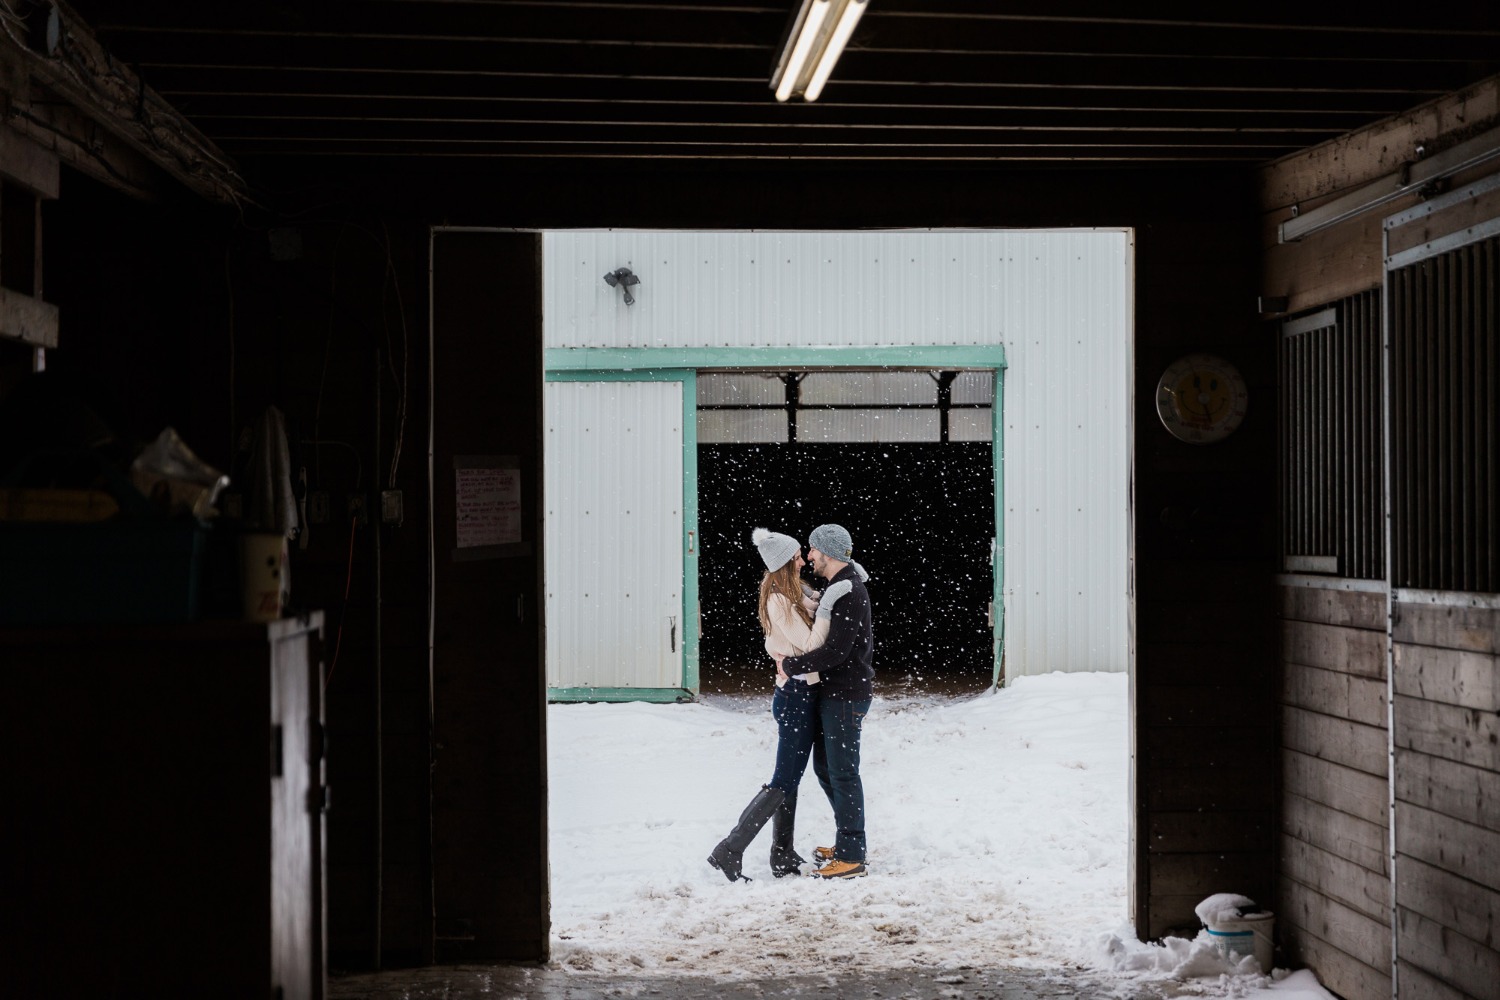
[707,523,874,882]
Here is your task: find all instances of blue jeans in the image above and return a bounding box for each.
[768,679,821,819]
[814,696,871,862]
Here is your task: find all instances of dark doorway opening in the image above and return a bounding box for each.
[697,441,995,695]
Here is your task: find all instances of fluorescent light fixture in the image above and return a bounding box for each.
[771,0,868,103]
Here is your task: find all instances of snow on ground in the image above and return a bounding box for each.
[547,672,1336,999]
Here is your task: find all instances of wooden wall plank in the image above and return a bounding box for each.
[1396,855,1500,950]
[1279,909,1392,1000]
[1283,705,1388,777]
[1397,960,1470,1000]
[0,286,59,349]
[1150,642,1268,686]
[1150,768,1276,812]
[1281,619,1387,678]
[1392,603,1500,655]
[0,127,60,198]
[1284,792,1389,876]
[1281,834,1391,923]
[1148,685,1275,727]
[1150,852,1270,897]
[1396,803,1500,887]
[1394,750,1500,832]
[1261,210,1387,317]
[1148,725,1276,771]
[1283,662,1387,728]
[1257,78,1500,208]
[1395,695,1500,771]
[1279,583,1387,631]
[1387,183,1500,258]
[1393,644,1500,711]
[1280,874,1393,972]
[1397,905,1500,1000]
[1151,811,1274,854]
[1284,750,1388,827]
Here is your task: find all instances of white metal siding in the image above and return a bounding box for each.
[544,230,1131,678]
[544,381,684,690]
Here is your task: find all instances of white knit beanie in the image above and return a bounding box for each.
[752,528,801,571]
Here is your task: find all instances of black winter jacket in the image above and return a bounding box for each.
[782,564,874,701]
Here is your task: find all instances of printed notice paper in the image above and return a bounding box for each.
[455,465,521,548]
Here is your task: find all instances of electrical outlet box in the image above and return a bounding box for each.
[347,494,368,526]
[380,489,404,527]
[308,491,330,524]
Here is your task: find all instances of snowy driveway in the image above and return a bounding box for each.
[546,672,1130,979]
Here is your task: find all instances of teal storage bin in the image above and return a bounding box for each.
[0,518,207,626]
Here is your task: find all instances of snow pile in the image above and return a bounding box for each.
[547,672,1335,999]
[1197,893,1262,926]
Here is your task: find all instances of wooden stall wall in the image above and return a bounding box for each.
[1261,77,1500,999]
[1276,579,1392,997]
[1391,599,1500,1000]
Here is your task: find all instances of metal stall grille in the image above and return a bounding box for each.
[1279,291,1385,579]
[1388,235,1500,592]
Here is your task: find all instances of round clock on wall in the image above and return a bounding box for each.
[1155,353,1249,444]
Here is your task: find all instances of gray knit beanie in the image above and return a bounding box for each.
[752,528,801,571]
[808,523,854,561]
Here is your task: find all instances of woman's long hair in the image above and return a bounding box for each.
[758,560,813,635]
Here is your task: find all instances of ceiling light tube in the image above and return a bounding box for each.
[772,0,866,103]
[803,0,866,102]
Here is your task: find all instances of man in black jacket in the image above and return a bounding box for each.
[775,523,874,879]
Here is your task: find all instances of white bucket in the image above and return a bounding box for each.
[1206,911,1275,973]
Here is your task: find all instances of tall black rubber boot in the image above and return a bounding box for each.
[769,797,805,877]
[707,785,785,882]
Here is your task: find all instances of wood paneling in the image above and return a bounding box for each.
[1398,961,1470,1000]
[1280,618,1387,677]
[1280,917,1392,1000]
[1281,875,1393,972]
[1283,663,1387,728]
[1397,906,1500,1000]
[1396,855,1500,948]
[1394,695,1500,771]
[1282,705,1388,777]
[1276,583,1393,996]
[1278,583,1387,631]
[1283,792,1388,876]
[1281,834,1390,923]
[1392,602,1500,655]
[1393,644,1500,710]
[1393,751,1500,832]
[1284,750,1387,827]
[1150,811,1274,855]
[1396,803,1500,887]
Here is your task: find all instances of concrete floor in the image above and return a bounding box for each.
[329,963,1173,999]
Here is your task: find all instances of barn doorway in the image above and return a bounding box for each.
[697,369,998,696]
[539,229,1134,977]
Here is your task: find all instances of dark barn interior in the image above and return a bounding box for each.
[2,3,1499,998]
[698,441,997,689]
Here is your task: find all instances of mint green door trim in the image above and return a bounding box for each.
[542,368,699,703]
[992,369,1006,689]
[548,686,694,704]
[546,345,1006,372]
[545,345,1007,695]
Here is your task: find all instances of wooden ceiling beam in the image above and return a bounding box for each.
[203,116,1315,150]
[141,67,1432,116]
[220,140,1275,163]
[98,32,1484,95]
[169,95,1375,135]
[89,10,1500,63]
